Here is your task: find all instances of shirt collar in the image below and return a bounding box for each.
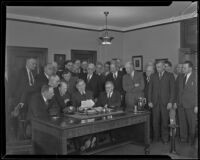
[26,66,30,73]
[186,72,192,78]
[44,72,49,79]
[42,94,47,103]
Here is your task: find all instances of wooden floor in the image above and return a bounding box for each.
[6,137,198,159]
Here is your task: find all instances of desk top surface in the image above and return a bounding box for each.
[32,110,150,130]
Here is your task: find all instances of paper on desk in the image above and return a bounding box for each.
[80,99,95,109]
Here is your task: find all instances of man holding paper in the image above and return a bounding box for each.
[72,79,94,109]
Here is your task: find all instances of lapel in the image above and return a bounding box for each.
[40,94,49,110]
[132,71,137,82]
[23,67,30,84]
[185,72,194,88]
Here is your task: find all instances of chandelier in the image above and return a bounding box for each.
[99,11,114,45]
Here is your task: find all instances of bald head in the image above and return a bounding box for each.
[145,65,154,77]
[125,62,134,74]
[44,63,54,77]
[26,58,37,71]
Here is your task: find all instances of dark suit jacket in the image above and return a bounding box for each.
[28,93,50,120]
[106,71,124,95]
[96,91,121,109]
[174,73,183,105]
[96,73,106,92]
[83,73,101,98]
[34,72,49,92]
[179,72,197,108]
[54,87,71,111]
[148,71,175,106]
[71,90,94,108]
[14,67,37,105]
[123,71,144,95]
[143,73,151,100]
[62,76,78,96]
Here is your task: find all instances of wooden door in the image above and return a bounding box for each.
[6,46,48,96]
[71,50,97,64]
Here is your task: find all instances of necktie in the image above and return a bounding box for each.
[30,71,34,85]
[45,100,49,106]
[87,75,91,82]
[147,76,150,83]
[113,73,116,79]
[183,75,187,88]
[159,73,162,80]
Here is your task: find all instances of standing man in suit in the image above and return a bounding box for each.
[106,63,124,95]
[96,81,121,110]
[28,85,55,120]
[79,61,88,79]
[174,61,197,145]
[11,58,37,139]
[106,62,125,109]
[116,58,126,75]
[143,64,155,141]
[96,62,106,92]
[84,63,100,100]
[103,61,111,77]
[148,61,175,144]
[123,62,144,112]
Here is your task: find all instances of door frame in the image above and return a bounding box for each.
[6,46,48,78]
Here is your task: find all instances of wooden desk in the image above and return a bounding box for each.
[32,111,150,155]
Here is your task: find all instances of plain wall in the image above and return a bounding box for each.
[123,23,180,69]
[6,20,123,64]
[6,20,180,68]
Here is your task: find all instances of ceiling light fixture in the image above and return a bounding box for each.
[99,11,114,45]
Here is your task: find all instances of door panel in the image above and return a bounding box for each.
[6,46,48,97]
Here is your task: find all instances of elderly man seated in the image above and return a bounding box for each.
[96,81,121,110]
[71,79,94,110]
[54,80,72,114]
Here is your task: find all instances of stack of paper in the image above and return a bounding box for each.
[80,99,95,109]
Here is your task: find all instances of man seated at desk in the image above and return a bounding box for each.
[54,80,72,114]
[96,81,121,110]
[28,85,55,120]
[71,79,94,110]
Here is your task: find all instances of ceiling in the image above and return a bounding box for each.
[7,2,197,30]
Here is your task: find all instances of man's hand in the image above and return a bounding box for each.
[134,83,140,87]
[167,103,172,110]
[64,99,70,104]
[173,103,177,110]
[148,102,153,108]
[194,106,198,114]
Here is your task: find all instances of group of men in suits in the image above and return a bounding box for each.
[145,60,197,145]
[6,57,197,149]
